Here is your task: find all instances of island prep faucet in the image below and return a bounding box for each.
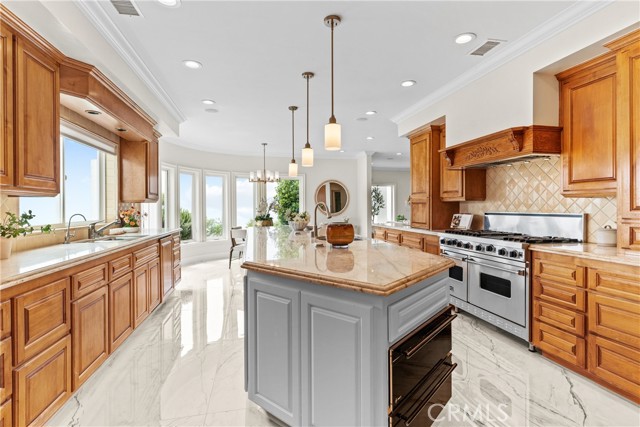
[64,213,87,244]
[313,202,332,240]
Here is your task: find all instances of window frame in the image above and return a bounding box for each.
[177,167,201,242]
[202,170,230,242]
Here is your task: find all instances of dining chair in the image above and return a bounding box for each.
[229,227,247,268]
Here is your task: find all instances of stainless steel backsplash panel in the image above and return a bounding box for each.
[484,212,586,241]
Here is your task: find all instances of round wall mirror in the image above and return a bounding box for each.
[314,180,349,216]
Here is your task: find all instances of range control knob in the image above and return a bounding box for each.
[463,243,473,249]
[440,238,446,245]
[485,245,495,252]
[475,244,484,251]
[509,250,520,258]
[497,248,507,256]
[447,239,458,246]
[456,241,464,248]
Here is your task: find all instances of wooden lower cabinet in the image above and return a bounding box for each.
[400,232,424,251]
[533,320,586,367]
[373,227,386,241]
[160,236,174,297]
[133,266,150,328]
[109,273,134,353]
[0,399,11,427]
[14,335,71,427]
[385,230,401,245]
[373,226,439,256]
[148,258,161,312]
[0,338,11,403]
[588,335,640,398]
[424,235,440,255]
[71,287,108,389]
[0,302,10,340]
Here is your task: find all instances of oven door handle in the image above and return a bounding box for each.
[440,251,467,262]
[467,258,526,276]
[404,361,458,426]
[403,313,457,359]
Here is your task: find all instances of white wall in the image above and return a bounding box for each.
[158,141,362,263]
[371,169,411,222]
[396,1,639,146]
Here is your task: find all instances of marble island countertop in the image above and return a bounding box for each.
[241,226,454,296]
[1,229,180,289]
[529,243,640,267]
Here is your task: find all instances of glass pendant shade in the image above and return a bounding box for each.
[324,122,341,150]
[302,145,314,167]
[288,161,298,177]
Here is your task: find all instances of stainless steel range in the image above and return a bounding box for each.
[438,212,585,345]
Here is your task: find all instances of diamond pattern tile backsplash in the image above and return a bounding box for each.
[459,156,617,243]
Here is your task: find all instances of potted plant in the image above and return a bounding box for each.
[0,211,52,259]
[286,210,310,231]
[371,186,386,223]
[254,199,274,227]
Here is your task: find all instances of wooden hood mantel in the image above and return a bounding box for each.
[439,125,562,169]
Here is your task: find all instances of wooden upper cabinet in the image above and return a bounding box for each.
[439,125,486,202]
[0,9,63,196]
[557,53,617,197]
[120,138,160,203]
[607,30,640,250]
[409,126,459,230]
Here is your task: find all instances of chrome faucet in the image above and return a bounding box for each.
[313,202,332,240]
[64,213,87,244]
[88,219,121,239]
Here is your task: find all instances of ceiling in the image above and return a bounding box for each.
[12,0,582,168]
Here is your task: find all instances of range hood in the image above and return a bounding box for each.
[439,125,562,169]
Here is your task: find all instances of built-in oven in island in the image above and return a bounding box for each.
[389,307,457,427]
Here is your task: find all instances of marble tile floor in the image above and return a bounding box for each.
[49,259,639,427]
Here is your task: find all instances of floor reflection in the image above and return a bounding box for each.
[49,260,639,427]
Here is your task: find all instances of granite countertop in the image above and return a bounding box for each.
[0,229,180,289]
[372,223,442,236]
[241,226,454,296]
[529,243,640,267]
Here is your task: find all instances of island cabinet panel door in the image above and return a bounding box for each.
[301,293,373,427]
[247,279,300,426]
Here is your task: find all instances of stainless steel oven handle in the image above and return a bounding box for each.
[467,258,526,276]
[440,251,467,262]
[403,313,457,359]
[404,361,458,426]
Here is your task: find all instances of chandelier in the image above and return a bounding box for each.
[249,143,280,183]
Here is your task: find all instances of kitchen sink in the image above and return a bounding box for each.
[71,235,148,243]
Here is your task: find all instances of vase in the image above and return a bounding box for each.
[124,226,140,233]
[256,219,273,227]
[326,223,355,247]
[289,220,309,232]
[0,238,13,260]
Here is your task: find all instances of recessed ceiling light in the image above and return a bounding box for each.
[339,150,345,153]
[396,152,402,156]
[85,109,101,115]
[365,111,377,116]
[356,117,368,122]
[366,136,374,141]
[455,32,477,44]
[401,80,416,87]
[157,0,181,7]
[205,108,219,114]
[183,60,202,69]
[201,99,215,105]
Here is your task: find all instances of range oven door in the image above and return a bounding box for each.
[467,256,527,327]
[440,250,467,301]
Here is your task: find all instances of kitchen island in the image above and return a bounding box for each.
[241,226,455,426]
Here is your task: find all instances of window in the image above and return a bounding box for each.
[235,176,254,227]
[205,173,225,240]
[161,169,168,228]
[20,134,116,226]
[179,171,196,240]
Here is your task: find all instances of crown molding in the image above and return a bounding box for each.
[74,0,186,124]
[391,0,614,125]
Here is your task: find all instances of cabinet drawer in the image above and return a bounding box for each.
[172,234,180,248]
[588,335,640,399]
[588,267,640,302]
[0,399,11,427]
[13,277,70,365]
[109,254,133,281]
[133,243,159,268]
[0,338,11,403]
[533,320,586,368]
[388,278,448,343]
[71,263,108,300]
[14,335,71,427]
[386,231,401,245]
[533,278,586,311]
[373,228,386,241]
[533,255,584,287]
[533,299,585,336]
[588,293,640,349]
[400,233,424,251]
[173,248,181,268]
[173,266,181,284]
[0,302,10,340]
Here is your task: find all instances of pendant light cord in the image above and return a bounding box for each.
[306,76,310,146]
[330,18,335,121]
[262,143,266,177]
[291,108,295,160]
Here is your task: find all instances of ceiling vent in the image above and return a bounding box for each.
[110,0,142,17]
[470,39,503,56]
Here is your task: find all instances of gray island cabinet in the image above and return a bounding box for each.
[242,227,455,426]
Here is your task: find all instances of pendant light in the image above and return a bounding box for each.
[288,106,298,177]
[324,15,341,151]
[249,143,280,183]
[302,72,314,167]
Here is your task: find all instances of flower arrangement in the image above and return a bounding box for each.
[286,210,310,231]
[119,204,143,228]
[254,199,274,226]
